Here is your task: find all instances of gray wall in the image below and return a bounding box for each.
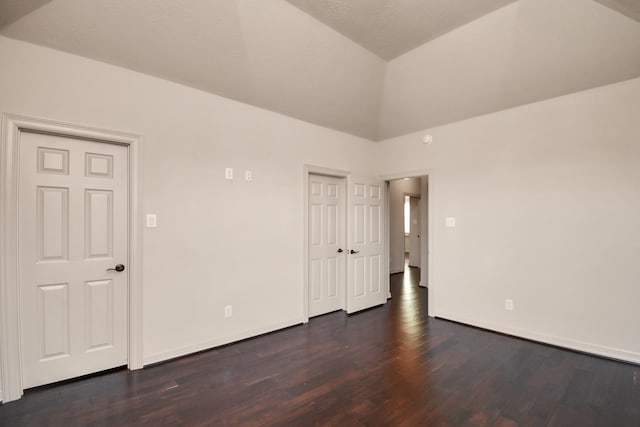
[376,77,640,362]
[0,36,376,369]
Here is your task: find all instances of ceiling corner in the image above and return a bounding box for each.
[0,0,53,30]
[593,0,640,22]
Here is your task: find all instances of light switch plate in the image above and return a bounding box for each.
[225,168,233,180]
[445,217,456,228]
[146,214,157,228]
[245,170,252,181]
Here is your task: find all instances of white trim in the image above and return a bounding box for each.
[436,310,640,364]
[0,114,22,402]
[384,181,392,297]
[0,114,144,402]
[418,175,429,289]
[381,169,431,182]
[381,169,435,317]
[404,192,421,271]
[127,132,144,370]
[143,318,304,366]
[425,173,434,316]
[302,165,349,323]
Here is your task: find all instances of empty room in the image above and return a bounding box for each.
[0,0,639,425]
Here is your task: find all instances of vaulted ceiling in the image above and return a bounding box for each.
[594,0,640,22]
[0,0,50,28]
[1,0,639,140]
[285,0,518,60]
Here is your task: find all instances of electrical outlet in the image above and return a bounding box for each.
[224,305,233,318]
[225,168,233,180]
[505,299,514,311]
[145,214,157,228]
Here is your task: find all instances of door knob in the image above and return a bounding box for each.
[106,264,125,272]
[337,248,344,253]
[349,249,359,254]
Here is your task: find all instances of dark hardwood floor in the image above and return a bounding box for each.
[1,264,639,426]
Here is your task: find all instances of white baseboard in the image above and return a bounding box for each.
[419,281,427,288]
[143,317,304,366]
[435,310,640,364]
[0,387,3,403]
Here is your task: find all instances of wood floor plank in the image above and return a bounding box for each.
[1,265,638,426]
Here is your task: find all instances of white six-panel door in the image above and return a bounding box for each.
[347,177,386,313]
[18,131,128,388]
[309,174,346,317]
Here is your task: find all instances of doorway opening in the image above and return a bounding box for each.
[386,176,429,300]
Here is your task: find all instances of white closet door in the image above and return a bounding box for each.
[18,131,129,388]
[347,177,386,313]
[309,174,346,317]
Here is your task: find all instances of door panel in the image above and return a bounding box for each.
[347,177,386,313]
[354,204,365,244]
[39,283,70,359]
[354,256,365,297]
[85,190,113,258]
[37,186,69,260]
[369,255,381,293]
[85,279,114,351]
[327,257,338,297]
[308,174,346,317]
[19,131,128,388]
[369,204,381,243]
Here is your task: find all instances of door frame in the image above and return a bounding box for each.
[302,165,348,323]
[0,114,144,402]
[382,169,434,317]
[406,193,421,268]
